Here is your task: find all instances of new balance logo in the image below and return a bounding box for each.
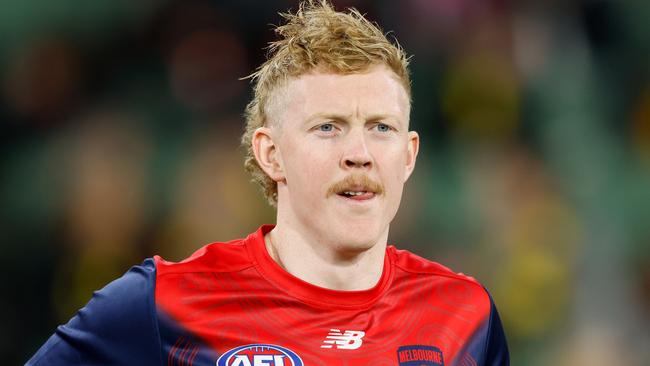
[320,329,365,350]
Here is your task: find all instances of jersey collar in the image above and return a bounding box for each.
[245,224,394,309]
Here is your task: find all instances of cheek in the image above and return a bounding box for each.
[284,143,334,191]
[376,149,410,209]
[376,145,408,180]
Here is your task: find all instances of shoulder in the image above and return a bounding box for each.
[388,246,489,298]
[390,246,481,284]
[154,237,254,276]
[67,259,158,333]
[387,247,510,363]
[27,260,161,365]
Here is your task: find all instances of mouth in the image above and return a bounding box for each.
[338,190,376,201]
[327,174,384,203]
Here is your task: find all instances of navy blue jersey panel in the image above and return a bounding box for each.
[484,292,510,366]
[26,259,162,365]
[158,308,220,366]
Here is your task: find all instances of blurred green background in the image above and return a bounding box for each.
[2,0,650,365]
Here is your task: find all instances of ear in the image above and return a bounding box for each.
[404,131,419,182]
[252,127,285,182]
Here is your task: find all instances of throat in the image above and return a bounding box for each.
[263,229,386,291]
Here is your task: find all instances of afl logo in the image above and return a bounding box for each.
[216,344,303,366]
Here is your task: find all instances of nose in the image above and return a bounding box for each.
[341,129,373,170]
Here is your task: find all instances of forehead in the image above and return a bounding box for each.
[269,65,410,124]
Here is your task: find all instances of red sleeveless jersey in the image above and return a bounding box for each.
[28,225,508,365]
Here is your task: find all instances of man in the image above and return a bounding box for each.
[28,1,509,365]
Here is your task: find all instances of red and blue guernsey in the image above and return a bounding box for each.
[28,225,509,365]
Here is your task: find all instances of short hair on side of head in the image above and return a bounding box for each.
[241,0,412,206]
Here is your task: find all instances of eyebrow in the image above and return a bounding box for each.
[305,112,403,124]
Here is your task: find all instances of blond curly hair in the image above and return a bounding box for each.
[242,0,411,206]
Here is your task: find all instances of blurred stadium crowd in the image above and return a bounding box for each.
[1,0,650,364]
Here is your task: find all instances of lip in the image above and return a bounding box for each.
[335,191,377,204]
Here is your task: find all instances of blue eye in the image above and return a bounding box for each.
[319,123,334,132]
[376,123,391,132]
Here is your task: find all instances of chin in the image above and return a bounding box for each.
[332,239,376,256]
[331,220,385,252]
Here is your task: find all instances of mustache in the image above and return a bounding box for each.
[326,174,384,197]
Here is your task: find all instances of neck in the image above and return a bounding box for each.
[264,222,388,291]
